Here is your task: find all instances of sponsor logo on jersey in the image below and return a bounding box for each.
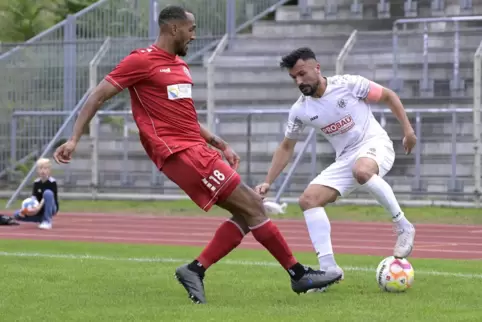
[167,84,192,100]
[321,115,355,136]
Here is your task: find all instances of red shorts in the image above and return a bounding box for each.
[161,144,241,211]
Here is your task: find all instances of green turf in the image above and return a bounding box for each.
[2,198,482,225]
[1,240,481,322]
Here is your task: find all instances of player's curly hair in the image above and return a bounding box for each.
[280,47,317,69]
[158,5,189,26]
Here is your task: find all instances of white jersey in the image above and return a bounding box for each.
[284,74,390,158]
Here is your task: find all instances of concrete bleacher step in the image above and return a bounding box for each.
[252,18,395,37]
[190,64,474,87]
[226,34,350,55]
[275,2,389,21]
[346,49,476,66]
[203,53,338,68]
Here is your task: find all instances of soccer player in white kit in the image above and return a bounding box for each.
[255,47,417,290]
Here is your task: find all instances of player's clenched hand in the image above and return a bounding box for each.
[402,131,417,155]
[222,145,240,170]
[254,183,270,199]
[53,139,77,164]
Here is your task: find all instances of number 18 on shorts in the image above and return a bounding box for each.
[162,144,241,211]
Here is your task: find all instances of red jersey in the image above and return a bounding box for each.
[105,44,205,169]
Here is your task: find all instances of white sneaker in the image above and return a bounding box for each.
[38,221,52,230]
[307,266,344,293]
[394,224,415,258]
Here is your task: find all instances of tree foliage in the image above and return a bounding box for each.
[0,0,97,42]
[46,0,98,24]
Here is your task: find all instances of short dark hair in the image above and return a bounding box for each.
[280,47,317,69]
[158,5,189,27]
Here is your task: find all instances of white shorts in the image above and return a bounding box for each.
[309,138,395,197]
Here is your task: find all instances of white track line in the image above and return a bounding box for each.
[0,251,481,280]
[2,232,482,254]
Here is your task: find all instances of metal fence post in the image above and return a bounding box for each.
[246,113,253,186]
[421,22,429,93]
[392,24,399,85]
[474,41,482,207]
[336,29,358,75]
[274,128,316,203]
[226,0,236,44]
[310,132,317,179]
[452,21,460,92]
[450,111,458,193]
[206,34,228,133]
[122,115,129,185]
[91,116,99,199]
[63,14,77,138]
[9,116,17,182]
[298,0,312,19]
[414,112,422,191]
[149,0,158,39]
[88,37,111,199]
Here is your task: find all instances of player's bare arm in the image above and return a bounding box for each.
[365,82,417,154]
[53,80,121,164]
[199,122,240,170]
[199,122,228,151]
[255,137,297,197]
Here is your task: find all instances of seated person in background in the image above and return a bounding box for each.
[14,158,59,230]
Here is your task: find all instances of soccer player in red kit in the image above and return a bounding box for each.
[53,5,342,304]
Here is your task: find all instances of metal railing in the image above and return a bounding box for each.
[206,34,229,133]
[89,37,112,199]
[336,30,358,75]
[5,92,91,208]
[392,16,482,95]
[273,107,477,202]
[274,128,317,204]
[5,108,479,207]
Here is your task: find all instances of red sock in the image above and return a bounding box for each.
[197,220,245,269]
[250,219,298,269]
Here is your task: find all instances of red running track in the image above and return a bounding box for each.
[1,212,482,260]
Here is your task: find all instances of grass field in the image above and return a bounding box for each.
[1,199,482,321]
[1,240,482,322]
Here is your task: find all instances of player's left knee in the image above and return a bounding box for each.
[353,158,379,184]
[353,167,377,184]
[42,189,54,200]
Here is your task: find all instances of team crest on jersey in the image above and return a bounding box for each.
[183,66,192,79]
[337,98,347,109]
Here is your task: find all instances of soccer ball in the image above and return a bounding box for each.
[376,256,414,292]
[21,197,39,212]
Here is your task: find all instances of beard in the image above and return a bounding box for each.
[298,81,319,96]
[175,41,190,57]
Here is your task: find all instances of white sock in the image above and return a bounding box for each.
[363,174,411,228]
[303,207,337,269]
